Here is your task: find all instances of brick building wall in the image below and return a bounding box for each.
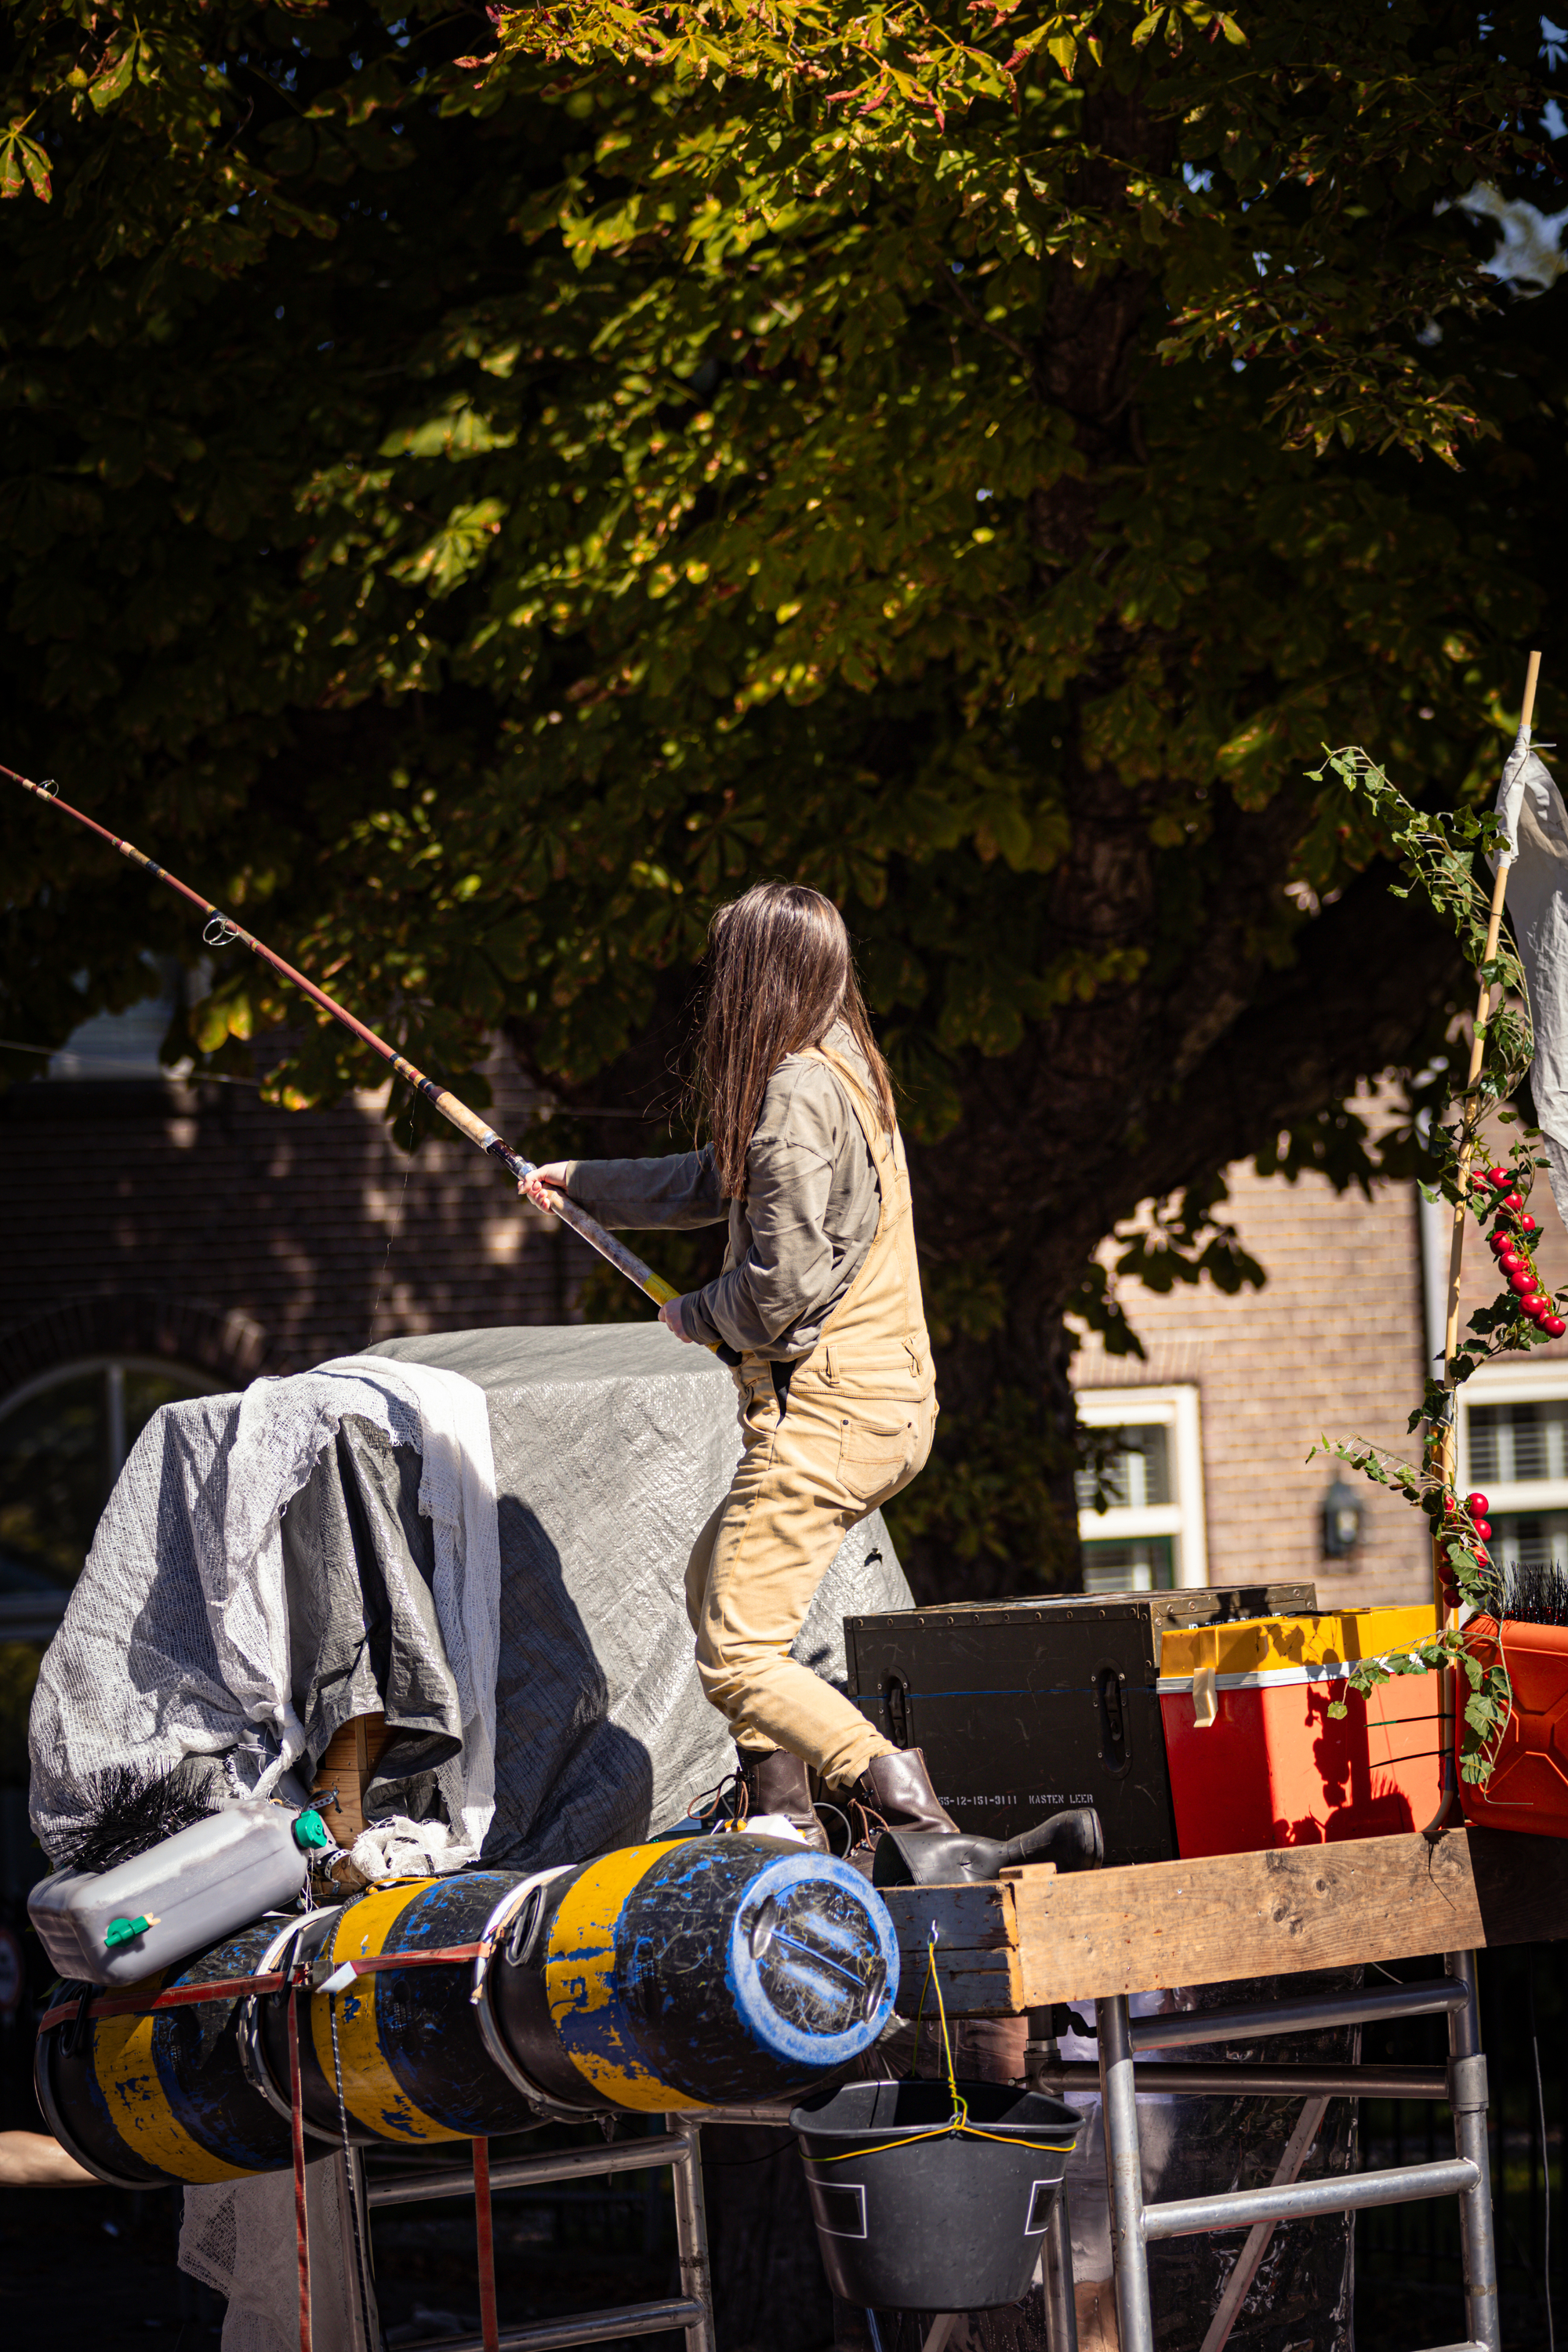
[0,1052,586,1392]
[9,1034,1566,1620]
[1072,1124,1568,1614]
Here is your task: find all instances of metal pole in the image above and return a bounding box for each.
[1128,1977,1466,2050]
[1042,2186,1080,2352]
[1143,2156,1479,2240]
[1098,1994,1155,2352]
[667,2117,717,2352]
[1025,2009,1080,2352]
[336,2149,383,2352]
[1033,2060,1450,2100]
[1446,1951,1501,2352]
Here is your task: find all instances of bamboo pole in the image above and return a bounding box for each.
[1427,648,1542,1825]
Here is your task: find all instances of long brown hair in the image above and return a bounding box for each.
[694,883,895,1198]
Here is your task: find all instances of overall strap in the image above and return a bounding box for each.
[800,1044,898,1194]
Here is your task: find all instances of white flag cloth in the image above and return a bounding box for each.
[1490,724,1568,1232]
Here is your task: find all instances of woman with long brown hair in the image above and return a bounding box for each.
[521,881,956,1857]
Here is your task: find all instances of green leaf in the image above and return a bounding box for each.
[20,137,50,201]
[89,39,140,113]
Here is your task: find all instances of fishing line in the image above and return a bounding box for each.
[2,760,735,1350]
[1530,1954,1555,2352]
[368,1095,417,1346]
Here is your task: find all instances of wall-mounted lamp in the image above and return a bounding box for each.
[1322,1477,1363,1560]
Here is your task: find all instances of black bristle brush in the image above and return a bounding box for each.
[52,1760,218,1877]
[1502,1561,1568,1629]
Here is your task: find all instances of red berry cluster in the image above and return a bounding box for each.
[1479,1164,1567,1338]
[1437,1488,1494,1609]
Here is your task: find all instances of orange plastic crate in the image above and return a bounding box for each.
[1461,1617,1568,1838]
[1159,1610,1441,1857]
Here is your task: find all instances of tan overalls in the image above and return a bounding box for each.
[683,1043,938,1788]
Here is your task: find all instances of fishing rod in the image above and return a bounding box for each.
[2,760,703,1335]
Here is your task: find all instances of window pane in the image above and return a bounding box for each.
[1082,1537,1175,1595]
[1076,1424,1171,1512]
[1488,1512,1568,1575]
[1468,1400,1568,1485]
[0,1372,107,1588]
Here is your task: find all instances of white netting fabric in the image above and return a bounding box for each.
[31,1359,500,1868]
[1490,735,1568,1238]
[181,2166,358,2352]
[30,1370,419,1852]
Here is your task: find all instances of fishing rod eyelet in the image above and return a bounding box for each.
[203,916,241,949]
[39,779,57,797]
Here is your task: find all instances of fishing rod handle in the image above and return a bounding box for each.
[524,1187,681,1309]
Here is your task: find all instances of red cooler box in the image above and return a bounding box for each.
[1159,1608,1440,1857]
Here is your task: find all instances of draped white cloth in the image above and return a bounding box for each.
[1492,724,1568,1234]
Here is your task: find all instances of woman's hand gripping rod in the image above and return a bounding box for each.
[2,760,703,1337]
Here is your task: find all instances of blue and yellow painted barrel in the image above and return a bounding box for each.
[36,1835,900,2183]
[495,1835,900,2111]
[34,1919,295,2188]
[263,1870,542,2147]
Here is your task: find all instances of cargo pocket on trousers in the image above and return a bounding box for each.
[837,1406,921,1502]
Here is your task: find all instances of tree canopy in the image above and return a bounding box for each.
[2,0,1565,1583]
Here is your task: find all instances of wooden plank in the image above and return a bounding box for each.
[311,1711,388,1845]
[879,1879,1023,2018]
[1014,1828,1568,2006]
[873,1830,1568,2018]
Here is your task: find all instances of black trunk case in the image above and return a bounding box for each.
[844,1584,1317,1868]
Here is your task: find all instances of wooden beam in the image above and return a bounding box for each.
[873,1830,1568,2016]
[879,1879,1023,2018]
[1014,1828,1568,2007]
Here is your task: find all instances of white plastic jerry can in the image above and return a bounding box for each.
[28,1803,332,1987]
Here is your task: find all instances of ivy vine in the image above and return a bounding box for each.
[1306,744,1555,1784]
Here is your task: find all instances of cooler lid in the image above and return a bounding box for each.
[1159,1605,1436,1684]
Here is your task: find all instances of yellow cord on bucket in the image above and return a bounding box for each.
[805,1925,1076,2162]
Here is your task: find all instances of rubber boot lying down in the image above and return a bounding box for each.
[844,1747,1104,1885]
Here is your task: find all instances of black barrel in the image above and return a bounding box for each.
[265,1871,543,2148]
[36,1838,906,2181]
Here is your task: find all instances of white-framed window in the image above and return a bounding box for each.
[1074,1385,1209,1593]
[1457,1361,1568,1577]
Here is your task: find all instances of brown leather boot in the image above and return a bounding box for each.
[844,1747,959,1871]
[739,1748,829,1853]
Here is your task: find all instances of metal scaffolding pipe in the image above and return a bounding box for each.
[1033,2061,1450,2100]
[367,2136,677,2209]
[1130,1977,1468,2051]
[1143,2156,1479,2241]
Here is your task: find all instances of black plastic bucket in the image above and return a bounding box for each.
[791,2078,1085,2312]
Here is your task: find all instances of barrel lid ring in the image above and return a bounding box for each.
[729,1852,901,2071]
[237,1909,346,2143]
[471,1866,597,2120]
